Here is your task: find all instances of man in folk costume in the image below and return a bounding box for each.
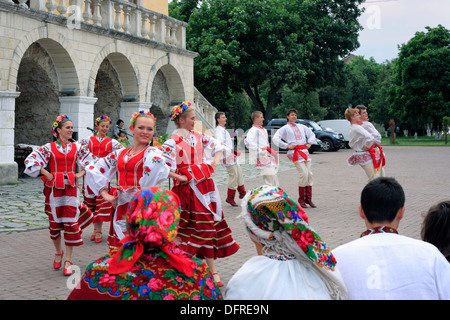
[24,115,95,276]
[214,111,246,207]
[355,105,382,142]
[244,110,279,186]
[345,108,386,181]
[272,109,317,208]
[79,115,123,243]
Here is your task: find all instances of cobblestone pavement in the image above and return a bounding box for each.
[1,146,449,299]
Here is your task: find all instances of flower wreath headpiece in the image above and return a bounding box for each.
[169,102,191,121]
[52,115,70,138]
[129,110,156,131]
[95,115,112,126]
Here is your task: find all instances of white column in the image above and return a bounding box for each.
[0,91,20,185]
[59,96,97,141]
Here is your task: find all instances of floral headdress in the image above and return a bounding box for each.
[240,185,347,299]
[108,187,195,277]
[169,102,191,121]
[129,110,156,131]
[52,115,70,138]
[95,115,112,126]
[242,185,336,271]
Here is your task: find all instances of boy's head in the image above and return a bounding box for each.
[251,111,264,125]
[215,112,226,126]
[286,109,298,122]
[360,177,405,225]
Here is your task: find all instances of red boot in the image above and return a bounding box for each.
[298,187,307,208]
[237,185,247,199]
[305,186,316,208]
[226,189,238,207]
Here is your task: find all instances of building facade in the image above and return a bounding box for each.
[0,0,217,184]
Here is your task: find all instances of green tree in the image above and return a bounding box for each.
[368,59,396,129]
[168,0,200,22]
[275,87,326,121]
[186,0,363,122]
[388,25,450,133]
[317,55,383,121]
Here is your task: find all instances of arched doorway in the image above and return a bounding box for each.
[93,58,122,138]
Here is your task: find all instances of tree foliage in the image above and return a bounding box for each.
[388,25,450,131]
[184,0,363,122]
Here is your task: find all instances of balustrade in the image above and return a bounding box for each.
[5,0,187,49]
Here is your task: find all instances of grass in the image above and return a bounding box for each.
[381,135,450,146]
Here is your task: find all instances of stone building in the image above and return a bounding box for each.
[0,0,217,184]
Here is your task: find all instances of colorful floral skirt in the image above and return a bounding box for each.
[67,249,223,300]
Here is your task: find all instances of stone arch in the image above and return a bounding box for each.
[88,43,140,99]
[92,56,124,136]
[8,27,80,94]
[146,54,186,103]
[146,55,186,135]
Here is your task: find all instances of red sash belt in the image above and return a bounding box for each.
[368,145,386,170]
[177,163,214,183]
[292,145,308,162]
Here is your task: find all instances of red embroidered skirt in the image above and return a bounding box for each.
[172,181,239,260]
[83,187,115,224]
[44,185,93,246]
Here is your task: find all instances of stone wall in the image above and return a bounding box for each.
[15,43,59,146]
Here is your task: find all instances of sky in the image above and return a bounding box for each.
[353,0,450,63]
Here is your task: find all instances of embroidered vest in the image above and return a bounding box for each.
[89,136,113,157]
[47,142,77,189]
[116,147,147,190]
[172,132,213,182]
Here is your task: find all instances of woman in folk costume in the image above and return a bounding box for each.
[68,187,223,300]
[345,108,385,182]
[161,102,240,287]
[84,110,187,250]
[272,109,317,208]
[79,115,123,243]
[225,185,347,300]
[24,115,96,276]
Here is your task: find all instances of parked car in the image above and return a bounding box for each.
[264,118,343,152]
[317,119,350,148]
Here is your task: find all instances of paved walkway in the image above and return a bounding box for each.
[1,146,449,299]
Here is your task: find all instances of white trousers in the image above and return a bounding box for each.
[360,163,386,182]
[225,163,245,189]
[261,166,279,187]
[294,160,313,187]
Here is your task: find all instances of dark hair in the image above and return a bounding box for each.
[421,201,450,262]
[286,109,298,117]
[360,177,405,223]
[116,119,124,125]
[355,105,367,112]
[215,112,225,125]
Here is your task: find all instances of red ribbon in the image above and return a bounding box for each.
[368,145,386,171]
[292,145,308,162]
[109,237,195,277]
[264,147,279,165]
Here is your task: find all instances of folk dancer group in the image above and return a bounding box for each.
[24,103,240,287]
[24,102,385,289]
